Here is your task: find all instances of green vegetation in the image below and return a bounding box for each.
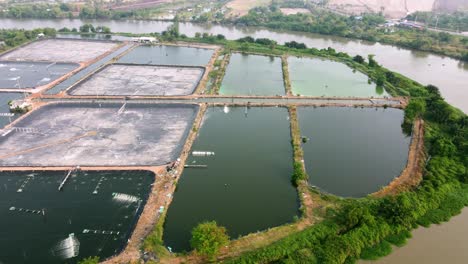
[406,11,468,32]
[232,4,468,61]
[77,256,100,264]
[0,3,74,19]
[190,221,230,259]
[0,28,56,53]
[291,161,307,187]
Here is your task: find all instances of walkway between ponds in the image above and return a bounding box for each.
[38,95,405,108]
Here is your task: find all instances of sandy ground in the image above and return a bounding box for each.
[225,0,271,17]
[280,8,311,15]
[328,0,435,18]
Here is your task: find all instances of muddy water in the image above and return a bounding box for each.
[0,170,154,264]
[220,53,284,95]
[163,107,299,251]
[289,57,387,97]
[298,107,411,197]
[118,45,214,66]
[1,18,466,112]
[0,92,23,128]
[363,208,468,264]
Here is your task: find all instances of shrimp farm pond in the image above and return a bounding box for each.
[0,170,154,264]
[0,37,416,263]
[163,107,299,251]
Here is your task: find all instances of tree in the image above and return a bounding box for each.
[368,55,378,67]
[375,71,386,86]
[79,23,95,33]
[191,221,229,258]
[353,55,365,64]
[431,137,457,157]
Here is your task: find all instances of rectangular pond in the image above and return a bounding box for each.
[44,43,134,95]
[220,53,285,96]
[0,170,154,264]
[163,106,299,251]
[118,45,214,66]
[68,64,204,96]
[289,57,388,97]
[0,61,78,89]
[297,107,411,197]
[0,39,119,64]
[0,103,198,167]
[0,93,23,128]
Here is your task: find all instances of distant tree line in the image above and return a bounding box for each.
[0,28,56,51]
[406,11,468,32]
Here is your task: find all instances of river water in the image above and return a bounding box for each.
[1,18,467,113]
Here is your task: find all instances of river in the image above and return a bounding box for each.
[0,18,467,113]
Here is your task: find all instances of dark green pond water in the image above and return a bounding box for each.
[0,93,22,128]
[118,45,214,66]
[0,170,154,264]
[163,107,299,252]
[298,107,410,197]
[289,57,387,97]
[220,53,285,96]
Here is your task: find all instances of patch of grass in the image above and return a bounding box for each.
[360,240,392,260]
[385,230,412,247]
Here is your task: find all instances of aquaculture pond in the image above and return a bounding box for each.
[298,107,410,197]
[0,170,154,264]
[118,45,214,66]
[163,107,299,251]
[0,61,78,89]
[0,92,23,128]
[45,44,134,95]
[220,53,285,96]
[289,57,387,97]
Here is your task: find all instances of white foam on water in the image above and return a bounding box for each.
[51,233,80,259]
[112,192,140,204]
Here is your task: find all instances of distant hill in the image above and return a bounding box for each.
[326,0,468,18]
[434,0,468,11]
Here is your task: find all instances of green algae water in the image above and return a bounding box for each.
[163,107,298,251]
[118,45,214,66]
[289,57,388,97]
[220,53,285,96]
[0,93,22,128]
[0,170,154,264]
[298,107,410,197]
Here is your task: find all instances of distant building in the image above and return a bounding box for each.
[398,21,424,30]
[131,37,158,43]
